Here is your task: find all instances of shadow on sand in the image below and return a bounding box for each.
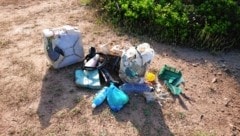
[37,63,173,135]
[92,94,173,136]
[37,65,91,128]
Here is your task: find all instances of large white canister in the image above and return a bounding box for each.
[119,43,155,83]
[42,25,84,69]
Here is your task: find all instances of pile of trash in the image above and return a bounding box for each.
[43,25,184,112]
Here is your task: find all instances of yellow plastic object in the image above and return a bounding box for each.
[145,72,156,82]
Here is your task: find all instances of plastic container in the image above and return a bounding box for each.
[158,65,183,95]
[42,25,84,69]
[119,43,154,83]
[85,54,99,67]
[143,92,156,103]
[92,86,108,108]
[107,83,129,112]
[145,72,156,82]
[119,83,154,93]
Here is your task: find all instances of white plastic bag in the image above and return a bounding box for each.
[119,43,154,83]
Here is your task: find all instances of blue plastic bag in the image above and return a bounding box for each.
[75,69,101,89]
[107,83,129,112]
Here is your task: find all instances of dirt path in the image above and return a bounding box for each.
[0,0,240,135]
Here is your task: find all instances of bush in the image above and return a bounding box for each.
[95,0,240,51]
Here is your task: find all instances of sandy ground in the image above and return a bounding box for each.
[0,0,240,136]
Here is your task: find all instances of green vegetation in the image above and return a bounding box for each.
[79,0,91,6]
[0,39,11,48]
[177,112,186,120]
[91,0,240,52]
[193,130,216,136]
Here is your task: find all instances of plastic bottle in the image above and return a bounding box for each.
[85,54,99,67]
[119,83,154,93]
[107,83,129,112]
[92,86,108,108]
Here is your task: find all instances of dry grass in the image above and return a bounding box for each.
[0,39,12,49]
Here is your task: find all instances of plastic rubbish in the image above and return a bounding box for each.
[110,45,123,56]
[136,43,155,65]
[107,83,129,112]
[92,86,108,108]
[86,47,96,60]
[83,50,107,71]
[75,69,101,89]
[43,25,84,69]
[96,44,110,55]
[99,68,119,85]
[158,65,184,95]
[85,54,99,67]
[119,83,154,93]
[96,44,123,56]
[143,92,156,103]
[145,72,156,82]
[119,43,154,83]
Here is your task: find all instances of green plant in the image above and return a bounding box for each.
[79,0,91,6]
[193,130,216,136]
[92,0,240,51]
[0,39,11,48]
[194,0,240,51]
[177,112,186,120]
